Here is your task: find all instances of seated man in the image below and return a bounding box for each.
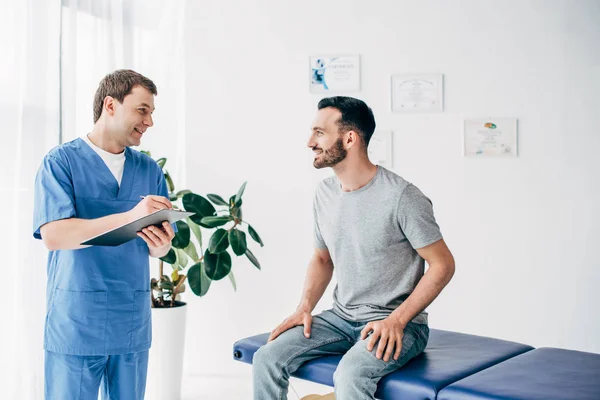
[253,96,455,399]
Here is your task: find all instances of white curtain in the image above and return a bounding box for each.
[61,0,187,183]
[0,1,61,398]
[0,1,185,398]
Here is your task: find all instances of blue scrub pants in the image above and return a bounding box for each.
[45,350,149,400]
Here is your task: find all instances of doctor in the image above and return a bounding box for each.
[33,69,175,399]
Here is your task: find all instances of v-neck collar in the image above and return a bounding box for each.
[117,147,135,199]
[78,138,135,200]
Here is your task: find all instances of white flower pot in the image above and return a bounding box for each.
[145,301,187,400]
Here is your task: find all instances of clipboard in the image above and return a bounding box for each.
[81,209,195,247]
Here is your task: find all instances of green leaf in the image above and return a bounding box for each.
[245,248,261,270]
[229,195,243,208]
[187,218,202,248]
[183,193,216,228]
[200,215,231,228]
[204,249,232,280]
[232,205,242,219]
[175,248,188,268]
[188,262,212,296]
[208,228,229,253]
[159,280,174,290]
[229,229,247,256]
[164,170,175,192]
[227,271,237,292]
[169,193,178,201]
[234,181,247,206]
[176,190,192,198]
[156,157,167,169]
[141,150,151,157]
[172,249,182,270]
[160,248,176,264]
[183,241,199,262]
[207,194,229,206]
[247,224,264,247]
[171,220,190,249]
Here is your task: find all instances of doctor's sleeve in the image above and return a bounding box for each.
[33,155,76,239]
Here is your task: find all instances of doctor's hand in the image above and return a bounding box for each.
[128,195,172,221]
[360,315,405,362]
[138,221,175,258]
[268,309,313,342]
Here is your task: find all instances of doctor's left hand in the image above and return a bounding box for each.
[138,221,175,258]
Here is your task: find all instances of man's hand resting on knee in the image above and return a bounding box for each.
[268,248,333,342]
[268,309,313,342]
[360,316,405,362]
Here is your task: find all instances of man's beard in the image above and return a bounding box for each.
[313,137,347,169]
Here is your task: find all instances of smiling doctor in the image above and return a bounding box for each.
[33,69,175,400]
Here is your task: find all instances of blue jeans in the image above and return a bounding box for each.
[253,309,429,400]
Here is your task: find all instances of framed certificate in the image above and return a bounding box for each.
[463,118,518,157]
[368,130,393,169]
[391,74,443,112]
[309,55,361,93]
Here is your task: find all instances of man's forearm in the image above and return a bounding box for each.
[40,213,133,251]
[297,255,334,313]
[390,261,455,327]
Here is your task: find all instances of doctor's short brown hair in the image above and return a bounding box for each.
[93,69,157,123]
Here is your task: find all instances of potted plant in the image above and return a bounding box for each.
[141,151,264,400]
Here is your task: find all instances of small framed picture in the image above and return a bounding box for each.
[463,118,518,157]
[368,130,393,169]
[309,55,361,93]
[391,74,443,112]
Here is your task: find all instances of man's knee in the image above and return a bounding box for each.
[333,355,364,387]
[253,340,288,374]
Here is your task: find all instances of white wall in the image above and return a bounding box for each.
[182,0,600,377]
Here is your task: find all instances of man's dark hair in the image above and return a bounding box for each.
[317,96,376,149]
[93,69,157,123]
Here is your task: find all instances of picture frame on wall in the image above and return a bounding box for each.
[391,73,444,112]
[463,118,518,157]
[368,130,393,169]
[309,55,361,93]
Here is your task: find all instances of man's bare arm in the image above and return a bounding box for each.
[297,247,335,313]
[268,247,334,341]
[389,239,455,327]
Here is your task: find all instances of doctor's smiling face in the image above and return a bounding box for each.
[93,69,158,151]
[109,85,155,148]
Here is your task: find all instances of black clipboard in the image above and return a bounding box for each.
[81,209,195,247]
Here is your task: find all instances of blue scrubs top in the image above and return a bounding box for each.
[33,138,168,355]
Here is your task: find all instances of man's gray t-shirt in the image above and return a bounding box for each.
[313,166,443,325]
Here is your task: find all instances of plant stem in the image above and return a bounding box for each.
[171,275,188,307]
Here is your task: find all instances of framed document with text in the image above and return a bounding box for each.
[391,74,443,112]
[368,130,393,169]
[309,55,361,93]
[463,118,518,157]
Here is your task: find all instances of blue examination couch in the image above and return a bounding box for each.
[233,329,600,399]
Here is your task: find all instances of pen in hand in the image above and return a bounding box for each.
[140,195,173,210]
